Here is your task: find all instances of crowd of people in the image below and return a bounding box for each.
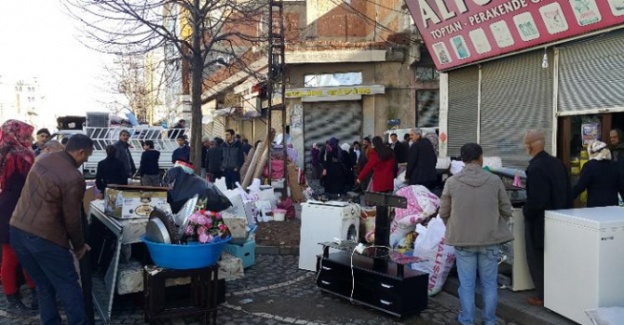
[93,127,252,192]
[310,128,439,197]
[1,116,623,325]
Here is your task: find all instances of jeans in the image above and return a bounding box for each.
[455,245,500,325]
[10,227,87,325]
[224,168,240,189]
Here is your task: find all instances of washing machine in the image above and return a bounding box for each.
[298,200,360,271]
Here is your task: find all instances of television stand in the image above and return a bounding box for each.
[315,192,428,318]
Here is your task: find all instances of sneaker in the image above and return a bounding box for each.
[6,294,37,315]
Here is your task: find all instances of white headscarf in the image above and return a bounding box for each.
[588,141,611,161]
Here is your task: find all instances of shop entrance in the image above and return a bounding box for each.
[557,112,624,207]
[558,112,624,167]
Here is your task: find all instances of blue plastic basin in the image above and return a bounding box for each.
[142,235,231,270]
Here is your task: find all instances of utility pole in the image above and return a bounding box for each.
[267,0,288,198]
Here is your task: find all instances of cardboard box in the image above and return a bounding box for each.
[83,185,96,215]
[104,185,169,219]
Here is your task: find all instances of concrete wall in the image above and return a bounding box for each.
[286,57,417,137]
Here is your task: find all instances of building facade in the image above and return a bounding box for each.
[0,76,44,128]
[201,0,439,169]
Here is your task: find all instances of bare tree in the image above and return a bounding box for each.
[63,0,267,171]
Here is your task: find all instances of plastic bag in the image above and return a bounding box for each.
[411,216,456,296]
[163,167,232,213]
[394,185,440,228]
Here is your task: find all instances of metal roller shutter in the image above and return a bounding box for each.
[558,29,624,114]
[213,116,226,139]
[202,123,214,140]
[480,50,553,169]
[303,101,362,166]
[447,66,479,157]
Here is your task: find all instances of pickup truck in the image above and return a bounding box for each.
[52,126,188,178]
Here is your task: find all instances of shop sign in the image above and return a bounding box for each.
[285,85,385,99]
[405,0,624,71]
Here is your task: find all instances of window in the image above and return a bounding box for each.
[304,72,362,87]
[416,66,439,82]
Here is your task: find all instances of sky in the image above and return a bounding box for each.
[0,0,111,122]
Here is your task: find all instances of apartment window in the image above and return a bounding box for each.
[416,67,439,82]
[304,72,362,87]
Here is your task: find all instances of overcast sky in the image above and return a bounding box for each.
[0,0,110,122]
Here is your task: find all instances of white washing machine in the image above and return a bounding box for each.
[298,200,360,271]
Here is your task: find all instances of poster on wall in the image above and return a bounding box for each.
[581,123,601,146]
[404,0,624,71]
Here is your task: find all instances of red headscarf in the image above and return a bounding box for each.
[0,120,35,190]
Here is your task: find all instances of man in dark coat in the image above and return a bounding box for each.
[389,133,407,164]
[168,119,186,140]
[204,140,223,182]
[405,128,437,191]
[522,130,571,307]
[113,130,136,177]
[95,145,128,192]
[221,129,244,189]
[171,135,190,163]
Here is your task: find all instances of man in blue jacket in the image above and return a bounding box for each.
[221,129,244,189]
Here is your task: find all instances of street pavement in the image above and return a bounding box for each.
[0,255,520,325]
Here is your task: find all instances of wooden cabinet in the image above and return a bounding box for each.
[316,251,428,318]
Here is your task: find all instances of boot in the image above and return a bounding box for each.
[30,288,38,310]
[6,293,34,314]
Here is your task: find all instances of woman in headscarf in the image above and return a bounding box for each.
[572,141,624,208]
[310,143,321,180]
[0,120,37,311]
[357,136,397,193]
[321,137,350,196]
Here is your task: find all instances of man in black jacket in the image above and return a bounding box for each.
[221,129,244,189]
[113,130,136,178]
[171,135,190,164]
[522,130,571,307]
[204,140,223,182]
[405,128,437,191]
[95,145,128,192]
[389,133,407,164]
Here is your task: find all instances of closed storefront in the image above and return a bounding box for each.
[446,66,479,158]
[480,51,553,169]
[444,50,554,169]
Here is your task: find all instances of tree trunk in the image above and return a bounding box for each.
[190,2,203,174]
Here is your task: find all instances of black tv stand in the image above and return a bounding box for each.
[315,192,428,318]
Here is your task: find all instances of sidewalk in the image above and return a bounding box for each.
[443,276,577,325]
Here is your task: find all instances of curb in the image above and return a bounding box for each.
[256,245,299,256]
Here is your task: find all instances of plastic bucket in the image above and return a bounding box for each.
[273,208,287,221]
[142,235,231,269]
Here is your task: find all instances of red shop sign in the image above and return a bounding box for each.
[405,0,624,71]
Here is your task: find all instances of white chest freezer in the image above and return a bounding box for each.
[545,207,624,325]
